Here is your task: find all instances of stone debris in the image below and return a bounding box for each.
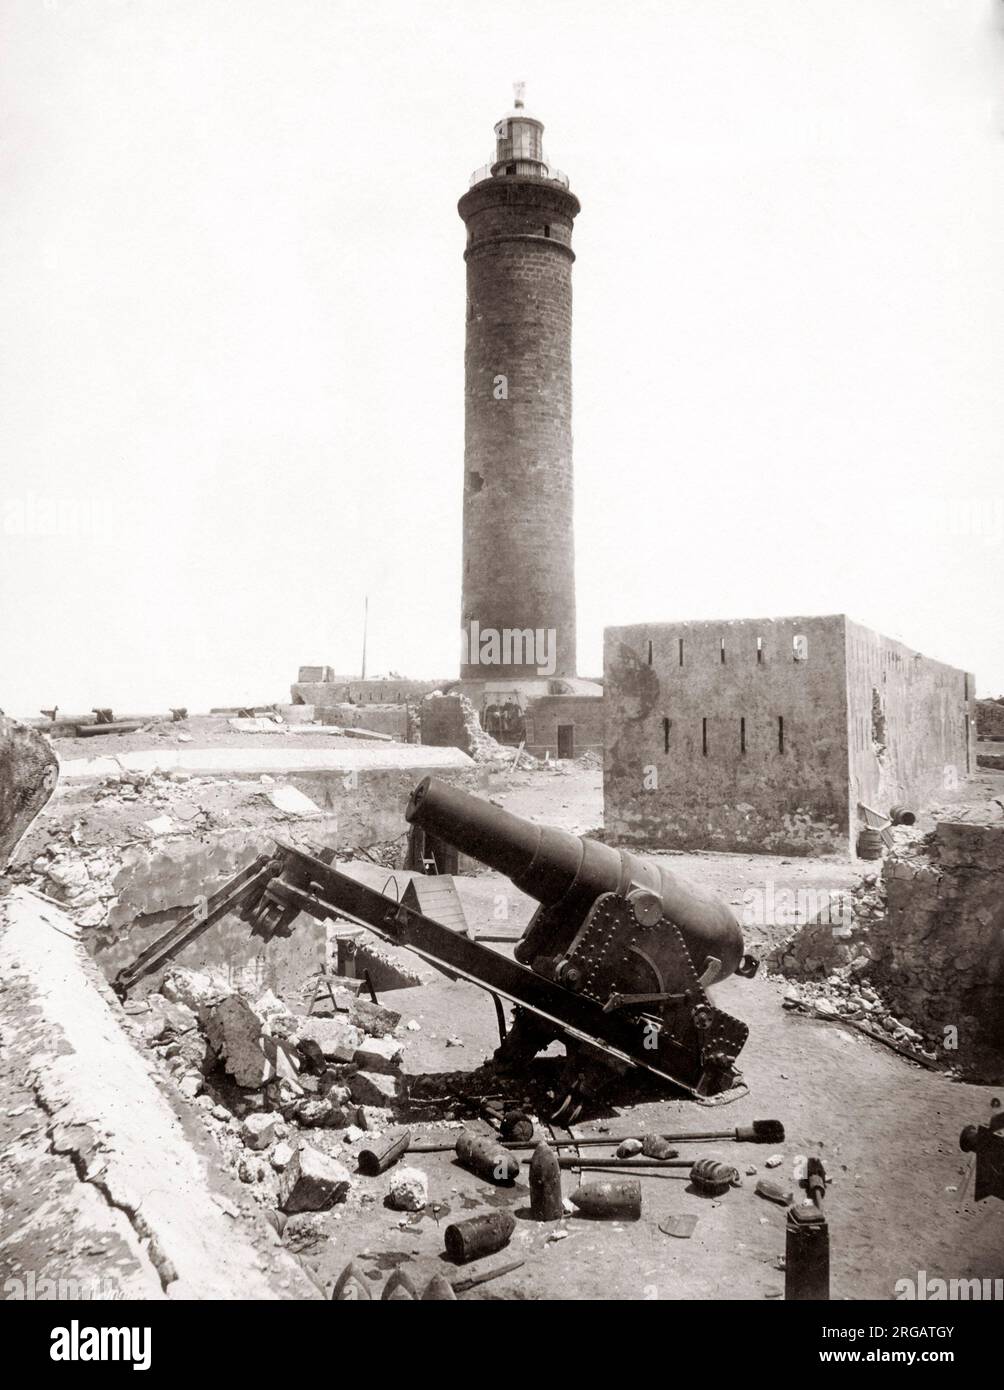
[241,1112,282,1150]
[163,966,225,1017]
[292,1097,349,1129]
[348,998,401,1037]
[295,1016,364,1062]
[278,1144,353,1214]
[349,1071,402,1107]
[271,1141,294,1170]
[387,1166,428,1212]
[204,994,294,1088]
[264,785,322,817]
[353,1036,403,1074]
[616,1138,643,1159]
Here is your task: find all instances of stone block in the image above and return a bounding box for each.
[279,1145,352,1214]
[353,1036,403,1074]
[295,1016,364,1062]
[349,1070,402,1106]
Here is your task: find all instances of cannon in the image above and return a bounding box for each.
[114,777,757,1117]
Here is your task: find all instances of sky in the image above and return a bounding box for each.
[1,0,1002,717]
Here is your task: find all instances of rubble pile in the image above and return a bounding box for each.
[422,692,539,769]
[766,842,947,1066]
[768,813,1004,1076]
[138,966,416,1216]
[779,976,941,1066]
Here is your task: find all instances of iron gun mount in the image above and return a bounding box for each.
[115,777,757,1118]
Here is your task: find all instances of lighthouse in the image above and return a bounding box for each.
[458,87,581,683]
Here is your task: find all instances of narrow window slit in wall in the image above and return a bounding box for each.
[678,638,684,666]
[756,637,763,664]
[720,637,726,664]
[777,716,785,753]
[702,718,708,756]
[740,717,746,754]
[663,717,671,753]
[647,639,653,665]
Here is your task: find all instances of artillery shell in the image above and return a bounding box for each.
[357,1131,411,1176]
[331,1260,372,1300]
[421,1274,458,1300]
[455,1130,521,1185]
[568,1179,642,1221]
[444,1210,516,1264]
[381,1268,420,1300]
[529,1142,563,1221]
[689,1159,739,1195]
[500,1108,534,1143]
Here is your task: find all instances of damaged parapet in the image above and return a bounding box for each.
[770,817,1004,1081]
[872,820,1004,1081]
[0,715,58,868]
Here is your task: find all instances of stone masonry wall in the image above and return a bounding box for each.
[871,820,1004,1081]
[604,615,851,855]
[459,177,579,680]
[845,619,975,829]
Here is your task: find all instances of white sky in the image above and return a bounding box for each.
[1,0,1002,716]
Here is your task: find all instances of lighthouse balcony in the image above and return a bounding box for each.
[468,161,569,189]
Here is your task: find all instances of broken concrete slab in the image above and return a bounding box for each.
[58,744,477,782]
[278,1145,352,1213]
[264,785,322,817]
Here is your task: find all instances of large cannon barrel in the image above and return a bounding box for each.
[406,776,744,982]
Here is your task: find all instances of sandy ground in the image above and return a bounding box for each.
[3,751,1002,1301]
[282,767,1004,1301]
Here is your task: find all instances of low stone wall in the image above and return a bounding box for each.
[871,821,1004,1082]
[318,704,410,739]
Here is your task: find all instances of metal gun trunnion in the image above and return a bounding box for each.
[115,776,757,1117]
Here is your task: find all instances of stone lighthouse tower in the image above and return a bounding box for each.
[458,88,580,683]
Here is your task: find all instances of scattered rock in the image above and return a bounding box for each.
[278,1145,352,1214]
[353,1036,403,1074]
[178,1072,202,1100]
[349,1070,401,1107]
[293,1097,348,1129]
[641,1135,677,1160]
[271,1142,294,1170]
[238,1155,266,1184]
[295,1016,363,1063]
[764,1154,784,1169]
[616,1138,643,1159]
[387,1166,428,1212]
[348,999,401,1037]
[242,1112,281,1151]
